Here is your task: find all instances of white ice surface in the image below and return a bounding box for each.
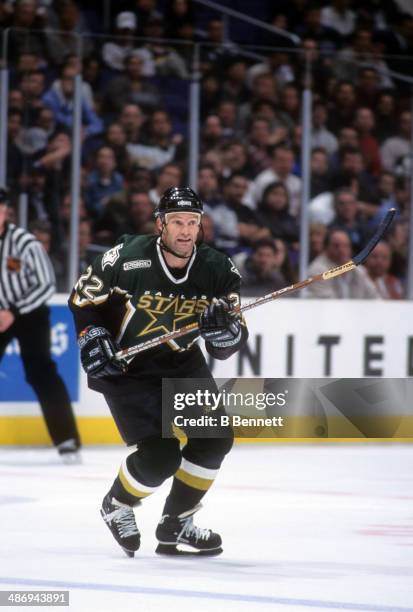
[1,444,413,612]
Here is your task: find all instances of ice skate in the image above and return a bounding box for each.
[57,439,82,465]
[155,504,223,556]
[100,493,141,557]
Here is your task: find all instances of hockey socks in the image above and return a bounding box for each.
[163,457,218,515]
[109,453,162,506]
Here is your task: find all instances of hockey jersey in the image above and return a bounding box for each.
[69,234,247,389]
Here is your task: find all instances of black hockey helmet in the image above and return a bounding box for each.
[0,186,10,206]
[155,187,203,219]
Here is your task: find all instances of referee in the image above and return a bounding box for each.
[0,187,81,462]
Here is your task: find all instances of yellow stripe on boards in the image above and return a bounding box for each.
[0,417,412,445]
[175,468,214,491]
[0,416,123,445]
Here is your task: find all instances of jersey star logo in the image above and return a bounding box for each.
[138,296,195,337]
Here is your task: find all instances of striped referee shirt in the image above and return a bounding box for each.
[0,223,56,316]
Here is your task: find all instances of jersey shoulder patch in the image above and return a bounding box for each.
[103,234,157,272]
[102,243,123,270]
[228,257,241,278]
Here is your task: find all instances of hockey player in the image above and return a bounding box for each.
[69,186,248,556]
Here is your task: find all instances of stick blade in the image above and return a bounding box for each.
[353,208,396,266]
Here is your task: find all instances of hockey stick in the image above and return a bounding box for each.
[115,208,396,361]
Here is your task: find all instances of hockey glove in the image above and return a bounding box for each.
[199,298,242,348]
[78,326,125,378]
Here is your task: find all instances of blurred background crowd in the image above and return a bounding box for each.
[1,0,412,298]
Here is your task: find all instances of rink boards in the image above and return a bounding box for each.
[0,295,412,444]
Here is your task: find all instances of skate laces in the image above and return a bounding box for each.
[105,504,138,538]
[179,516,211,542]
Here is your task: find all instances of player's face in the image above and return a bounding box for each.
[161,212,201,257]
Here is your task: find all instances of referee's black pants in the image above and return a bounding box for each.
[0,305,80,448]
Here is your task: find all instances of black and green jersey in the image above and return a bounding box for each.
[69,235,247,385]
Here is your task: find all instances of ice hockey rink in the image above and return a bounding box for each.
[1,444,413,612]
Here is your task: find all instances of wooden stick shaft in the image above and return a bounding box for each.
[115,266,351,360]
[115,208,395,361]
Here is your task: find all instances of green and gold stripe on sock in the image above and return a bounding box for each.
[118,457,160,500]
[174,458,219,491]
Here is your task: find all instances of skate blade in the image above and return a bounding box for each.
[122,547,135,558]
[59,451,82,465]
[156,543,223,557]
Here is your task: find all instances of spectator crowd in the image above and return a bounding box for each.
[1,0,411,297]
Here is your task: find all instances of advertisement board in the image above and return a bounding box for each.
[0,296,411,443]
[0,302,79,403]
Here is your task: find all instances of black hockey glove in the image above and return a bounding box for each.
[199,298,242,348]
[78,326,126,378]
